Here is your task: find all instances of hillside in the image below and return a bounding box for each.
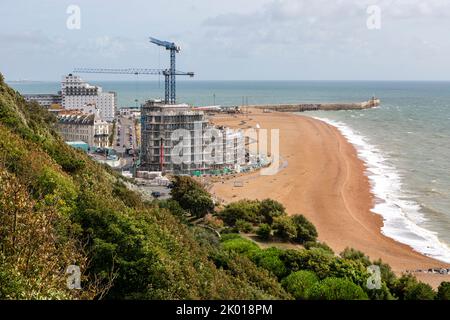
[1,73,449,301]
[0,73,288,299]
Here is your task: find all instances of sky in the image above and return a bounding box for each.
[1,0,450,81]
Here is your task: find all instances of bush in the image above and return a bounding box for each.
[219,200,261,225]
[281,270,319,300]
[235,219,253,233]
[221,237,259,255]
[437,282,450,300]
[340,248,371,266]
[391,274,436,300]
[372,258,397,289]
[304,241,334,254]
[259,199,285,224]
[220,233,242,242]
[291,214,318,244]
[329,258,369,287]
[112,181,142,209]
[404,282,436,300]
[155,199,186,218]
[308,277,368,300]
[280,248,335,279]
[256,223,272,240]
[170,176,214,218]
[272,216,297,241]
[250,248,288,279]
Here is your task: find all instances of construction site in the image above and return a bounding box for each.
[73,36,379,177]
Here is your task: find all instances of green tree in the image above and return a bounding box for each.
[404,283,436,300]
[304,241,334,254]
[437,282,450,300]
[221,237,259,255]
[340,247,371,265]
[235,219,253,233]
[259,199,285,224]
[280,248,335,279]
[272,216,297,241]
[308,277,368,300]
[391,274,435,300]
[291,214,318,243]
[256,223,272,240]
[281,270,319,300]
[250,248,288,279]
[219,199,261,225]
[170,176,214,218]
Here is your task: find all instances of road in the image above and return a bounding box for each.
[113,115,139,169]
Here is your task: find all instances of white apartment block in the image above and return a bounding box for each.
[55,111,110,148]
[61,74,116,121]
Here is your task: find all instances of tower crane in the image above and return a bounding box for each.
[74,36,193,105]
[149,37,182,104]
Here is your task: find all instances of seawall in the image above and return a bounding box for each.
[247,98,380,112]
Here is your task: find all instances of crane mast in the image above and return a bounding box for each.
[149,37,182,104]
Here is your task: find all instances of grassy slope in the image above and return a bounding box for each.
[0,74,289,299]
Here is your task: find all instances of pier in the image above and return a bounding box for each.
[245,97,380,112]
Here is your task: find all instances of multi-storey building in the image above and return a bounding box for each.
[140,100,244,174]
[61,74,116,121]
[55,110,110,149]
[23,93,62,107]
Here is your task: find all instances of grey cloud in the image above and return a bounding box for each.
[0,31,56,47]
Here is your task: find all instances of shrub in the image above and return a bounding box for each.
[390,274,436,300]
[170,176,214,218]
[256,223,272,240]
[304,241,334,254]
[404,282,436,300]
[308,277,368,300]
[259,199,285,224]
[221,237,259,255]
[281,270,319,300]
[203,214,224,229]
[250,248,288,279]
[219,199,261,225]
[155,199,186,218]
[235,219,253,233]
[329,258,369,287]
[437,282,450,300]
[372,258,397,289]
[220,233,242,242]
[272,216,297,241]
[340,247,371,266]
[112,181,142,209]
[280,248,334,279]
[291,214,318,243]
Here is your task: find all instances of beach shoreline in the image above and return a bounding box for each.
[210,108,450,287]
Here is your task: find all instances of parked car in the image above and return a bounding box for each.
[151,191,161,198]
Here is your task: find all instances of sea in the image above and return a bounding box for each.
[9,80,450,263]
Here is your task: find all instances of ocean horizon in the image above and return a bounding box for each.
[10,79,450,263]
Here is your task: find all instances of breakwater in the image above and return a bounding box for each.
[247,98,380,112]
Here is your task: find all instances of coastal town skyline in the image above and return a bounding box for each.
[1,0,450,307]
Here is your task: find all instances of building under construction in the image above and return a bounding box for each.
[140,100,245,174]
